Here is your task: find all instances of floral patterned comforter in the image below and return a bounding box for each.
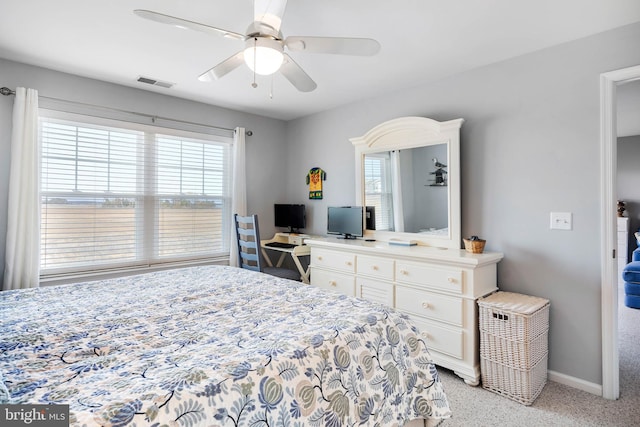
[0,266,451,426]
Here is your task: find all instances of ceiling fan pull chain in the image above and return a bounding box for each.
[270,76,274,99]
[251,37,258,88]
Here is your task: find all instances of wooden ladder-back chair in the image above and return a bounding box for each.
[234,214,301,281]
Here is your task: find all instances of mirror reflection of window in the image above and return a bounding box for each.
[364,153,394,231]
[364,144,449,234]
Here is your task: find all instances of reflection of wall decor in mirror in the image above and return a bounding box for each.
[430,157,447,186]
[351,117,464,249]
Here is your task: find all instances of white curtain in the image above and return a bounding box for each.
[3,87,40,290]
[390,150,405,232]
[229,127,247,267]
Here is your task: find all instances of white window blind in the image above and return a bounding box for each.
[40,115,232,276]
[364,153,393,231]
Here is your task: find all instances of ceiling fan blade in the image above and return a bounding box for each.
[285,36,381,56]
[198,51,245,82]
[134,9,245,41]
[254,0,288,33]
[279,54,317,92]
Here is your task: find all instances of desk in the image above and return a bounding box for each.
[261,233,312,283]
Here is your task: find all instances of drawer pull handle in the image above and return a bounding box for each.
[422,302,430,309]
[317,256,323,261]
[329,280,337,287]
[422,332,431,339]
[400,270,409,275]
[372,265,379,271]
[346,261,352,266]
[447,277,455,283]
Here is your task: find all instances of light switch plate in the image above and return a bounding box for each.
[550,212,572,230]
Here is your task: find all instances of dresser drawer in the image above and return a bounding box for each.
[357,255,394,280]
[311,248,355,273]
[409,316,463,360]
[357,277,394,306]
[396,261,462,294]
[396,285,462,326]
[311,268,355,296]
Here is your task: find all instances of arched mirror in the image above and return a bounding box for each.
[351,117,463,249]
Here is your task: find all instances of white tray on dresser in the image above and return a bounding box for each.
[306,237,503,386]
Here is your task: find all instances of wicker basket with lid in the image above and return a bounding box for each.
[477,291,550,405]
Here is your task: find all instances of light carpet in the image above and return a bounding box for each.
[437,287,639,426]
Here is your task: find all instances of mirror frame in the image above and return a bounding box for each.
[350,116,464,249]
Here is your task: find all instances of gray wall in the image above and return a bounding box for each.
[284,22,640,385]
[0,58,288,283]
[617,79,640,137]
[618,134,640,260]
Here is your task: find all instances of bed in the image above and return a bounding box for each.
[418,228,449,236]
[1,265,451,426]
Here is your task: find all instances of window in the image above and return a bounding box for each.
[364,153,393,231]
[39,114,233,276]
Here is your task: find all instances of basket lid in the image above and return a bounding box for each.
[478,291,549,314]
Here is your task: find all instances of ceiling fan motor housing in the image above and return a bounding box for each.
[244,36,285,75]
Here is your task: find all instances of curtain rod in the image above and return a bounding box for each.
[0,86,250,135]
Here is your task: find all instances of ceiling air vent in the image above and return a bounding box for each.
[136,76,174,89]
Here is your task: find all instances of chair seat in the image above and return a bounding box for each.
[622,261,640,284]
[264,266,301,281]
[625,281,640,296]
[623,262,640,309]
[625,294,640,309]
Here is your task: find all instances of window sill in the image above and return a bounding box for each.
[39,257,230,287]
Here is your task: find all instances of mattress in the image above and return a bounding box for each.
[0,265,451,426]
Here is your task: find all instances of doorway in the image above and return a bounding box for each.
[600,64,640,400]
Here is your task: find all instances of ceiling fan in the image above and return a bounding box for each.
[134,0,381,92]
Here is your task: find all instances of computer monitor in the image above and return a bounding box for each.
[327,206,364,239]
[274,204,306,233]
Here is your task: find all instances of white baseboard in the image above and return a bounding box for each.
[548,369,602,396]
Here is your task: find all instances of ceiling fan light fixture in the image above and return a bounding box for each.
[244,37,284,76]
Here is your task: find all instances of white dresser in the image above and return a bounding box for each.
[307,237,503,386]
[618,217,629,283]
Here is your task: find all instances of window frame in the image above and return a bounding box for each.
[38,109,234,281]
[363,152,394,231]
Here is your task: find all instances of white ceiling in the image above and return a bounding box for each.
[1,0,640,121]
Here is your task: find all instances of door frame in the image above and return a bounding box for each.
[600,64,640,400]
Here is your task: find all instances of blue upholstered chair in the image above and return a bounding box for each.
[633,232,640,262]
[622,232,640,309]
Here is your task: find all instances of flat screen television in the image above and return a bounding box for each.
[327,206,364,239]
[274,204,306,233]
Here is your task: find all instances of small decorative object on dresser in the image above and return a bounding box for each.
[463,235,486,253]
